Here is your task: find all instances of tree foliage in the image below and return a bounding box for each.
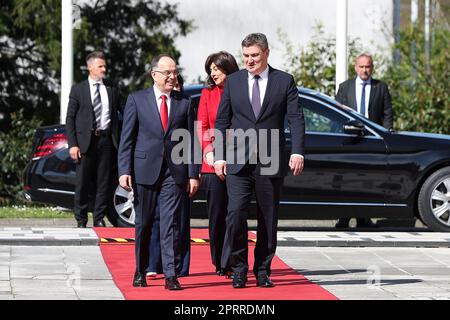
[279,22,449,134]
[0,0,61,132]
[72,0,193,98]
[0,0,192,203]
[278,23,365,97]
[383,26,449,134]
[0,110,41,204]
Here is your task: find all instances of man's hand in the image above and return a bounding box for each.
[69,146,81,162]
[119,175,133,191]
[214,161,227,181]
[187,178,200,198]
[289,155,304,176]
[205,152,214,167]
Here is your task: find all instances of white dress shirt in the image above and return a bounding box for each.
[355,76,371,118]
[248,66,269,105]
[153,85,171,116]
[88,77,110,130]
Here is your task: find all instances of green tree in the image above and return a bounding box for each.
[383,26,449,134]
[73,0,193,99]
[0,0,193,203]
[0,0,61,132]
[278,23,365,97]
[0,110,41,204]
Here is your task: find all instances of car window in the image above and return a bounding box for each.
[302,98,347,134]
[285,97,349,134]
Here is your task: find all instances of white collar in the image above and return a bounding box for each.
[356,76,371,85]
[88,76,104,86]
[153,85,170,100]
[248,65,269,80]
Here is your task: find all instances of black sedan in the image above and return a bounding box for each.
[23,86,450,231]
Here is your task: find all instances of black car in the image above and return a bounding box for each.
[23,86,450,232]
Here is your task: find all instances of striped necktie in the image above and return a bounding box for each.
[93,83,102,128]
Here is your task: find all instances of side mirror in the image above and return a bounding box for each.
[343,120,366,136]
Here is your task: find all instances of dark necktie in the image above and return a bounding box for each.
[93,83,102,128]
[160,94,168,132]
[360,81,367,116]
[251,75,261,118]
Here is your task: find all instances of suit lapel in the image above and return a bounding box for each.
[349,78,357,111]
[239,71,256,121]
[145,88,165,134]
[82,80,93,110]
[106,85,113,113]
[256,66,275,122]
[166,91,179,135]
[368,79,378,113]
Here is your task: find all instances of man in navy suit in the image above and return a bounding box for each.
[335,53,393,229]
[213,33,305,288]
[118,55,199,290]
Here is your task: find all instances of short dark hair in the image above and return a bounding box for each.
[150,54,175,71]
[241,33,269,51]
[204,51,239,87]
[86,51,106,65]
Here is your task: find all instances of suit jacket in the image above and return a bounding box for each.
[214,66,305,177]
[66,79,121,152]
[336,77,393,130]
[117,88,197,186]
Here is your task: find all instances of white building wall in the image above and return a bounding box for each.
[166,0,394,83]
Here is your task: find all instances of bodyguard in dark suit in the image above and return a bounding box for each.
[66,51,120,228]
[118,55,199,290]
[335,53,394,228]
[213,33,305,288]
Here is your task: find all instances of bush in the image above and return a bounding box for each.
[0,110,41,205]
[383,26,449,134]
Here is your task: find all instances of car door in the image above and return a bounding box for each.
[281,95,389,218]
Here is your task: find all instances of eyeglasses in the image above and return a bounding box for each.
[153,70,178,77]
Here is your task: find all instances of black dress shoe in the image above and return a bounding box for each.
[77,222,87,228]
[335,218,350,228]
[232,273,247,288]
[93,220,106,227]
[256,274,275,287]
[165,276,183,290]
[133,272,147,287]
[356,218,378,228]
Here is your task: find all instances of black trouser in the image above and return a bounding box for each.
[74,134,114,225]
[225,164,282,276]
[202,173,230,271]
[134,164,184,278]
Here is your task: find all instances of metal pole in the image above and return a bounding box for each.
[335,0,348,93]
[61,0,73,124]
[425,0,431,73]
[393,0,401,64]
[411,0,418,78]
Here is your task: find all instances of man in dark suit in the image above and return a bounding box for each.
[66,51,121,228]
[213,33,305,288]
[335,53,394,229]
[118,54,199,290]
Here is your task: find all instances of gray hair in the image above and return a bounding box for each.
[86,51,106,65]
[241,33,269,51]
[355,53,373,64]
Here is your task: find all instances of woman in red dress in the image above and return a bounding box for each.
[197,51,239,276]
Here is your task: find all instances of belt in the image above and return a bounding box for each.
[93,128,111,136]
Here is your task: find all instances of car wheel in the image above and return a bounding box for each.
[106,184,135,227]
[418,167,450,232]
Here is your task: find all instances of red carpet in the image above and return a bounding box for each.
[94,228,337,300]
